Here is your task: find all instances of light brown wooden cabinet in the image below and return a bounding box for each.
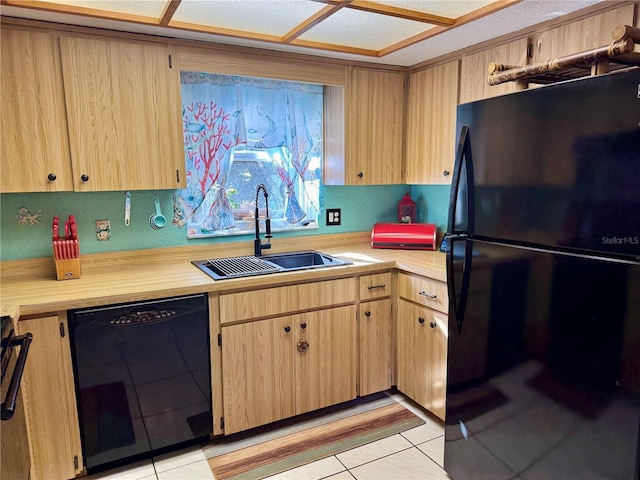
[396,272,448,420]
[396,298,448,420]
[1,28,74,193]
[358,272,393,396]
[359,298,393,396]
[59,36,186,191]
[18,314,83,480]
[405,60,460,185]
[221,305,356,434]
[459,38,529,104]
[325,67,405,185]
[530,4,635,66]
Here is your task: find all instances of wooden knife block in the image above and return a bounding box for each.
[55,258,81,280]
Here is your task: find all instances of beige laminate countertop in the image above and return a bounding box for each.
[0,232,446,317]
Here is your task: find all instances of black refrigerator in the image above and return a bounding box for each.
[444,69,640,480]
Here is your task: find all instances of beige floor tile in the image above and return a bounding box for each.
[325,471,357,480]
[400,418,444,446]
[156,459,214,480]
[349,447,449,480]
[262,456,346,480]
[153,445,206,473]
[336,434,413,469]
[417,436,445,467]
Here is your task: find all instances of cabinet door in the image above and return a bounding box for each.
[396,300,447,420]
[60,36,185,191]
[530,4,635,65]
[1,28,73,193]
[460,38,529,103]
[405,60,460,184]
[359,299,393,396]
[344,67,404,185]
[296,305,357,414]
[18,314,83,480]
[221,316,295,434]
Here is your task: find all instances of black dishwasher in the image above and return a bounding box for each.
[69,294,211,472]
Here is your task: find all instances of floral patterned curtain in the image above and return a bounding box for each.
[175,72,323,231]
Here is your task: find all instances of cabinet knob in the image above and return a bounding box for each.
[357,172,363,178]
[284,326,291,333]
[364,311,371,317]
[430,321,437,328]
[300,322,307,330]
[47,173,57,181]
[418,317,425,324]
[443,170,450,177]
[297,340,309,353]
[81,174,90,182]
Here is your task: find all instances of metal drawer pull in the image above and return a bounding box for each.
[367,284,386,290]
[419,291,437,299]
[1,332,33,421]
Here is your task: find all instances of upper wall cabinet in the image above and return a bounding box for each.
[530,4,635,64]
[1,28,74,193]
[405,60,460,185]
[459,38,529,104]
[325,67,405,185]
[60,36,186,191]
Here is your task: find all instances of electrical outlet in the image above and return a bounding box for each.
[326,208,341,226]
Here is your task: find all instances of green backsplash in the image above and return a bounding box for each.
[410,184,452,231]
[1,184,456,261]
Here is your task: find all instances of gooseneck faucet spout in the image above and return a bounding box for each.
[254,184,272,256]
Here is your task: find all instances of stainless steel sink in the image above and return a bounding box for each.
[192,250,351,280]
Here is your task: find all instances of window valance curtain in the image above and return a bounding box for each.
[175,72,323,231]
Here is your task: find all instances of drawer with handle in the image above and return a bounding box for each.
[397,272,448,314]
[359,272,392,301]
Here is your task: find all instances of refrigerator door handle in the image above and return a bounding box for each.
[447,125,475,235]
[447,125,475,334]
[446,237,473,335]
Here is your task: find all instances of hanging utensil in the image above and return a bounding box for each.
[149,194,166,230]
[125,191,131,226]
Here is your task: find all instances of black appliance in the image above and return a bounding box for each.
[445,69,640,479]
[1,316,32,480]
[69,294,211,472]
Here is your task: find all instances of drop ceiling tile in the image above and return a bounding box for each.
[298,7,434,51]
[374,0,496,18]
[36,0,167,18]
[171,0,327,37]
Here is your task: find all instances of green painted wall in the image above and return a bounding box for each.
[410,184,451,232]
[1,185,446,261]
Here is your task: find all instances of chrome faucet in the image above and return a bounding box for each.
[254,184,272,256]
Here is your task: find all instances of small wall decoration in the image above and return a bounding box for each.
[96,219,111,241]
[16,207,43,225]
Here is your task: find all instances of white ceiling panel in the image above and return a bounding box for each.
[374,0,495,18]
[298,7,434,50]
[0,0,611,66]
[35,0,167,18]
[172,0,326,37]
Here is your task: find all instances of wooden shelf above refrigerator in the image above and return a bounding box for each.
[486,24,640,87]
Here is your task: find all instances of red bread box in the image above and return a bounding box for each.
[370,222,437,250]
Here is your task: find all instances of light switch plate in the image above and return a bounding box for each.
[326,208,341,226]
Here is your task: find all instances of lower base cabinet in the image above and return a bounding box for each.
[358,298,393,396]
[18,314,83,480]
[396,299,448,420]
[221,305,357,434]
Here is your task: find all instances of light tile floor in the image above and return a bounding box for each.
[86,392,450,480]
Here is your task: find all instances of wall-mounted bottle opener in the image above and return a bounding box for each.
[125,192,131,226]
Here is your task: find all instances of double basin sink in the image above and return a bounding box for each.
[192,250,352,280]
